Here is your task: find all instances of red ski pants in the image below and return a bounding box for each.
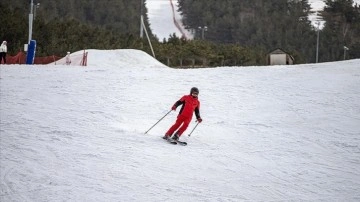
[165,115,192,136]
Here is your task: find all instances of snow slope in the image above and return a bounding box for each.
[309,0,360,10]
[147,0,193,40]
[1,50,360,201]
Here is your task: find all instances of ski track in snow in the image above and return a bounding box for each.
[1,51,360,201]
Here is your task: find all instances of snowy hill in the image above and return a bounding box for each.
[53,49,166,68]
[1,50,360,201]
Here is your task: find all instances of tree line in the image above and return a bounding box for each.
[1,0,359,67]
[0,1,259,67]
[178,0,360,63]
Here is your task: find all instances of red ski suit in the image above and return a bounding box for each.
[166,95,201,136]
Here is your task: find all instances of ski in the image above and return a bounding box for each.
[161,136,187,145]
[167,139,177,145]
[175,140,187,146]
[162,136,177,144]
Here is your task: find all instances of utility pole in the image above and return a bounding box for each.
[344,46,349,60]
[316,21,320,63]
[34,3,40,19]
[198,26,208,40]
[28,0,34,43]
[140,0,144,39]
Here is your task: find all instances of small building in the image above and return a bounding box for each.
[267,48,294,65]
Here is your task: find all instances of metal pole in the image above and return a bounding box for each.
[343,46,349,60]
[200,26,207,40]
[188,122,200,137]
[142,18,156,58]
[28,0,34,43]
[316,21,320,63]
[140,0,144,38]
[144,110,172,134]
[34,3,40,19]
[198,27,201,39]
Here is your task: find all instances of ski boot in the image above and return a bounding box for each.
[171,132,187,146]
[171,132,180,141]
[162,134,171,140]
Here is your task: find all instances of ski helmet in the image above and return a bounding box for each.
[190,87,199,94]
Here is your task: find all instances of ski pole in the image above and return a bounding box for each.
[145,110,172,134]
[188,122,200,137]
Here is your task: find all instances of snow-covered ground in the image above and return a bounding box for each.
[1,50,360,201]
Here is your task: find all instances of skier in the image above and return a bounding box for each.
[0,41,7,64]
[65,51,71,65]
[163,87,202,141]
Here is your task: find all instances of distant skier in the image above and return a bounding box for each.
[66,51,71,65]
[163,87,202,141]
[0,41,7,64]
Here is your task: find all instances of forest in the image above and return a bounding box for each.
[1,0,359,66]
[178,0,360,63]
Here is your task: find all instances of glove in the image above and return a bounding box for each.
[171,105,176,111]
[197,118,203,123]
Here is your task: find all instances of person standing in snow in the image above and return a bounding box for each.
[0,41,7,64]
[66,51,71,65]
[163,87,202,141]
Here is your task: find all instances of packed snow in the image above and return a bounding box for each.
[1,49,360,201]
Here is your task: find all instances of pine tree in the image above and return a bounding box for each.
[320,0,360,61]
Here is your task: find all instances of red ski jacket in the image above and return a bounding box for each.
[173,95,201,119]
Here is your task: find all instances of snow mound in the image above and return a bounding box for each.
[53,49,167,68]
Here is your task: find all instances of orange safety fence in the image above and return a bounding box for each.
[2,51,26,64]
[1,51,87,66]
[35,55,63,64]
[1,51,61,65]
